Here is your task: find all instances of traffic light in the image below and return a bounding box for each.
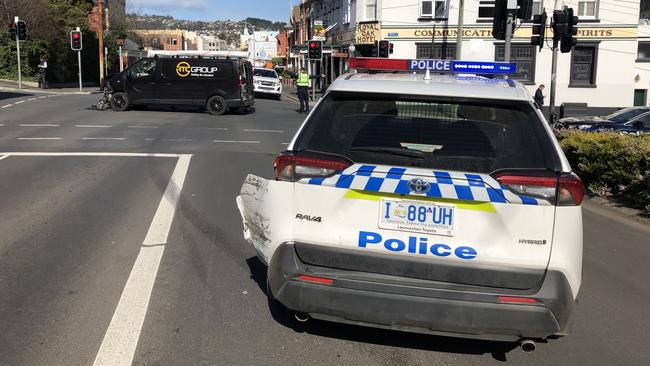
[70,30,83,51]
[492,0,508,40]
[16,20,26,41]
[552,10,568,43]
[308,40,322,60]
[561,8,579,53]
[530,11,547,51]
[378,40,390,58]
[9,22,16,40]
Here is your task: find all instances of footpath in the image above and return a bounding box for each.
[0,79,101,95]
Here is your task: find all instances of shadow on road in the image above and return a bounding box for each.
[246,256,519,362]
[0,91,34,101]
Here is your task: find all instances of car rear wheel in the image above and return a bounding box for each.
[206,95,227,115]
[110,92,129,112]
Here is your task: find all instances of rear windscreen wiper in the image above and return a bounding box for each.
[349,146,426,159]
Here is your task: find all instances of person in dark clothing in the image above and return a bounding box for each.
[534,84,545,107]
[37,57,48,89]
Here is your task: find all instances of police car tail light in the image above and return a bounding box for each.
[274,154,350,182]
[494,174,558,204]
[557,173,585,206]
[494,173,584,206]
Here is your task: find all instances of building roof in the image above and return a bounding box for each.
[328,73,533,102]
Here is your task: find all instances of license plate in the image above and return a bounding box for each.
[378,198,455,236]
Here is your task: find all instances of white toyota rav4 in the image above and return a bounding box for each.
[237,60,583,349]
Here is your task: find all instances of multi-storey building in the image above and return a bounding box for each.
[298,0,650,110]
[132,30,184,51]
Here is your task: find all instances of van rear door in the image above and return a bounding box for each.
[240,61,254,101]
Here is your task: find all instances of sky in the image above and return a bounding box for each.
[128,0,294,22]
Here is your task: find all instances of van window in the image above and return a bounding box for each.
[129,59,157,79]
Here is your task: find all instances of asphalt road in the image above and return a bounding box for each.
[0,90,649,366]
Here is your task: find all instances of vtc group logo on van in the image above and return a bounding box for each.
[176,61,191,77]
[175,61,218,77]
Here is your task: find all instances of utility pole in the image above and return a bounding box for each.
[98,0,105,85]
[76,27,83,92]
[14,16,22,89]
[504,0,517,64]
[549,0,564,123]
[456,0,464,59]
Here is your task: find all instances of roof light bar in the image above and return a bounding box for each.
[349,57,516,75]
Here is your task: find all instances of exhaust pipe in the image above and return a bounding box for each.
[294,312,310,323]
[520,340,536,353]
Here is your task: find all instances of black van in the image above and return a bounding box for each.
[104,56,254,115]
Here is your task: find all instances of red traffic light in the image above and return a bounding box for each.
[310,42,316,48]
[73,33,80,39]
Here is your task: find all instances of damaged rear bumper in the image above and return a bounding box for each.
[268,243,575,342]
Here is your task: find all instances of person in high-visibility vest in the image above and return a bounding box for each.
[295,67,313,114]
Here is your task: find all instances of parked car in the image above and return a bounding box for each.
[252,68,282,100]
[557,106,650,134]
[104,56,254,115]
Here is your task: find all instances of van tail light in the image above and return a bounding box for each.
[274,154,350,182]
[494,172,584,206]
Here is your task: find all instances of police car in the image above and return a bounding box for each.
[236,58,583,349]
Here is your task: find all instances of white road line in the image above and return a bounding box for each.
[28,98,37,101]
[75,124,112,128]
[37,96,47,99]
[164,138,192,142]
[0,152,183,158]
[20,124,60,127]
[202,127,228,130]
[0,155,9,161]
[93,154,191,366]
[17,137,62,140]
[144,138,155,141]
[81,137,126,140]
[1,105,11,108]
[0,124,5,127]
[14,101,25,104]
[281,142,290,145]
[244,129,284,133]
[213,140,260,144]
[127,125,159,129]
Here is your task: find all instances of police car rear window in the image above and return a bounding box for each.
[293,92,557,173]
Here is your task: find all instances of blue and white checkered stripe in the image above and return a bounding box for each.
[301,164,548,206]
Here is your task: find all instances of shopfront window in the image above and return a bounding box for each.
[638,42,650,61]
[570,45,598,87]
[495,44,536,84]
[416,43,456,59]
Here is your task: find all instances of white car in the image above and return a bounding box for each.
[237,60,583,350]
[252,68,282,100]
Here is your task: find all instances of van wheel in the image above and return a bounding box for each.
[207,95,227,115]
[110,92,129,111]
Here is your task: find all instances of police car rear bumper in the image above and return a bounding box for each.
[268,243,575,342]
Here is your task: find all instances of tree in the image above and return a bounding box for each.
[0,0,99,83]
